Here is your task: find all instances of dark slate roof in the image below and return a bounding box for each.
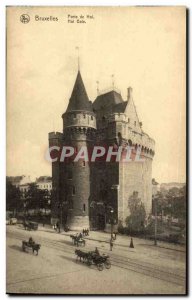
[66,71,93,112]
[112,101,128,113]
[36,176,52,183]
[7,176,23,184]
[93,90,123,111]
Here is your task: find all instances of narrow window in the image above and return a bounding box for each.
[68,169,72,179]
[91,116,93,120]
[128,118,130,123]
[83,161,85,167]
[83,114,86,119]
[69,200,73,209]
[83,204,86,212]
[72,186,75,195]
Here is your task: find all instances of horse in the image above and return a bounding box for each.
[22,241,41,255]
[75,238,86,247]
[32,243,41,255]
[75,249,87,262]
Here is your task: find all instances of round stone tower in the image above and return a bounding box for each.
[62,71,96,230]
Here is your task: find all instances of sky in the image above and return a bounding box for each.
[6,6,186,183]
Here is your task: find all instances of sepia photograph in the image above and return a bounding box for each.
[6,6,187,295]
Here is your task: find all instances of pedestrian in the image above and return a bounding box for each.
[42,216,45,227]
[110,239,113,251]
[95,247,100,256]
[87,228,89,236]
[83,228,85,236]
[56,221,60,233]
[79,232,83,239]
[130,237,134,248]
[114,232,117,240]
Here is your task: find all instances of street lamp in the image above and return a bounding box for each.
[23,201,26,221]
[59,201,64,233]
[152,178,159,246]
[110,208,114,240]
[153,194,157,246]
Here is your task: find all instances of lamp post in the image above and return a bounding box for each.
[152,178,159,246]
[59,201,64,233]
[110,208,114,240]
[23,201,26,221]
[154,195,157,246]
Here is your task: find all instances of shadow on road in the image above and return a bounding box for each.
[60,255,97,271]
[59,240,74,246]
[39,229,57,234]
[9,245,23,252]
[60,254,78,263]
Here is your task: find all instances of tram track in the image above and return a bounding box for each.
[7,230,186,287]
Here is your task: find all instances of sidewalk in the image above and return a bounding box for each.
[38,224,186,253]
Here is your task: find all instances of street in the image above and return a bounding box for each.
[6,225,186,294]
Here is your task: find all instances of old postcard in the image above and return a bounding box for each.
[6,6,187,295]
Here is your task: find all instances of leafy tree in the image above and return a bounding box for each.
[125,192,146,233]
[25,183,40,211]
[6,179,22,216]
[153,185,186,222]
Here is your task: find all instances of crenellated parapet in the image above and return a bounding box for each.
[49,131,64,147]
[64,126,96,141]
[63,111,96,130]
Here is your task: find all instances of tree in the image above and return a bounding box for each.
[25,183,40,211]
[39,189,51,213]
[125,192,146,233]
[6,179,22,216]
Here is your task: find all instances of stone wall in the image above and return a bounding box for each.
[118,157,153,226]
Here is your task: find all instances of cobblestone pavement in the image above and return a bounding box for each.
[6,225,186,295]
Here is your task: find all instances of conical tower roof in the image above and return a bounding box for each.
[66,71,93,112]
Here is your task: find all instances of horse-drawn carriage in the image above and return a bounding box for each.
[22,238,41,255]
[23,221,38,231]
[70,234,86,247]
[75,249,111,271]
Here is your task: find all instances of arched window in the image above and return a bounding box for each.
[69,200,73,209]
[72,186,75,195]
[128,139,132,146]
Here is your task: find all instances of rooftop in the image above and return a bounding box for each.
[93,90,123,111]
[66,71,93,113]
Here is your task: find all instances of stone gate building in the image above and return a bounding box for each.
[49,71,155,230]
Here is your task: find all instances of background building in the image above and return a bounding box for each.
[7,175,31,196]
[36,176,52,191]
[49,71,155,230]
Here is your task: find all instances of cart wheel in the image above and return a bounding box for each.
[97,263,104,271]
[105,260,111,269]
[87,259,92,266]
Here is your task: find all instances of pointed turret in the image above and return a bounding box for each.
[66,71,93,112]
